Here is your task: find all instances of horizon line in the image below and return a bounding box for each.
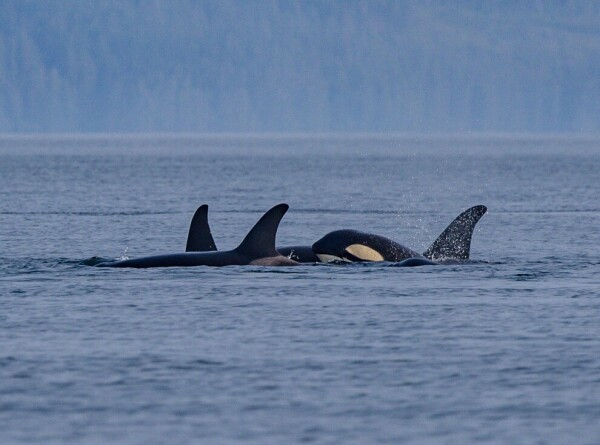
[1,131,600,140]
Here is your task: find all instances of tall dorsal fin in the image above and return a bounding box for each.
[185,205,217,252]
[234,204,288,257]
[423,205,487,261]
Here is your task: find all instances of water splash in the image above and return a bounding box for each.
[118,247,129,261]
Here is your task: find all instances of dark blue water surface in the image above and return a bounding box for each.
[1,135,600,444]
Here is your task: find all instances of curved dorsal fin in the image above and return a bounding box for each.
[185,205,217,252]
[235,204,288,257]
[423,205,487,261]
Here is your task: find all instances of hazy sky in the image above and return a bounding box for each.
[1,0,599,133]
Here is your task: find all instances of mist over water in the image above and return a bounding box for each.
[1,135,600,444]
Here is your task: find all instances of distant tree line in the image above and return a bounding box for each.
[0,0,599,133]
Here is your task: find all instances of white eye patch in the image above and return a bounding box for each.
[345,244,385,261]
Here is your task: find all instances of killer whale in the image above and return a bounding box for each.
[185,204,217,252]
[185,205,319,263]
[311,205,487,264]
[97,204,298,268]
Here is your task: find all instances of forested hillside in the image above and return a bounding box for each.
[1,0,599,133]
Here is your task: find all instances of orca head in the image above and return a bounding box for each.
[311,230,386,263]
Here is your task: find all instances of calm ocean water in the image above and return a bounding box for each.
[1,135,600,444]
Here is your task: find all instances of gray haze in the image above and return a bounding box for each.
[1,0,599,133]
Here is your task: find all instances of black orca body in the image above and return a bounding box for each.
[276,246,320,263]
[395,257,437,267]
[312,230,426,263]
[312,205,487,264]
[97,204,298,268]
[185,205,320,263]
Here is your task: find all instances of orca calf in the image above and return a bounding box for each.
[185,205,320,263]
[311,205,487,264]
[97,204,298,268]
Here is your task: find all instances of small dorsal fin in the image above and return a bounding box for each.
[185,205,217,252]
[235,204,288,257]
[423,205,487,261]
